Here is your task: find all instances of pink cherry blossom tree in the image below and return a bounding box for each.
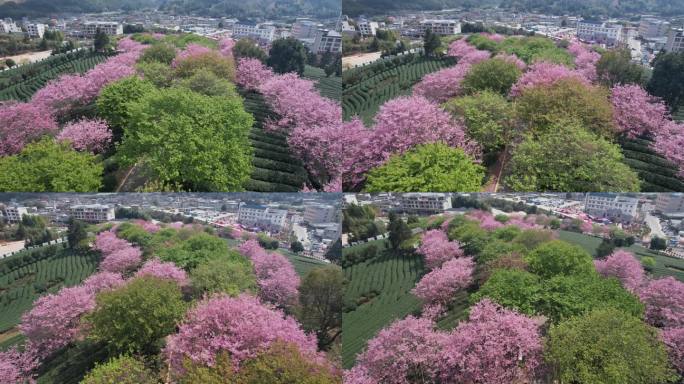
[447,39,477,59]
[133,219,160,233]
[412,257,474,309]
[0,102,58,156]
[466,210,503,230]
[417,230,465,269]
[494,53,527,70]
[413,63,472,103]
[594,250,645,293]
[81,271,126,294]
[19,286,96,357]
[653,121,684,178]
[93,231,131,256]
[437,299,544,384]
[218,38,235,57]
[568,42,600,82]
[610,84,670,138]
[345,316,446,384]
[344,95,481,190]
[509,61,589,97]
[235,58,274,90]
[171,43,213,67]
[57,118,113,153]
[100,245,143,274]
[661,327,684,375]
[164,294,319,376]
[135,258,189,286]
[638,277,684,329]
[0,347,38,384]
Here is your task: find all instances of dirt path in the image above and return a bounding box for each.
[482,149,508,193]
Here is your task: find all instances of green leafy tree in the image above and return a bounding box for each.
[67,217,88,250]
[462,58,522,95]
[86,277,186,355]
[478,239,526,264]
[117,87,253,191]
[190,254,257,296]
[596,49,649,87]
[422,29,441,57]
[546,308,677,384]
[512,229,555,250]
[444,91,515,152]
[156,232,230,270]
[174,51,235,81]
[267,37,308,75]
[364,143,485,192]
[388,212,412,250]
[80,355,158,384]
[515,79,615,137]
[596,240,616,258]
[17,214,54,246]
[139,42,177,64]
[471,269,543,315]
[0,138,102,192]
[97,77,157,142]
[641,256,657,271]
[298,266,344,350]
[537,274,644,323]
[290,241,304,253]
[5,58,15,68]
[177,68,237,97]
[650,236,667,250]
[135,61,175,88]
[648,51,684,110]
[505,122,640,192]
[524,240,595,278]
[233,38,267,62]
[448,219,489,255]
[94,28,110,52]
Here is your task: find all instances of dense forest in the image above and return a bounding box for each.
[343,0,684,17]
[0,0,341,18]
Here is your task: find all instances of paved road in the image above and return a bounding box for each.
[645,212,667,239]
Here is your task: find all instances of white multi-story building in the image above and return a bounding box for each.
[0,19,21,34]
[312,29,342,53]
[398,193,452,215]
[292,19,321,39]
[341,20,357,36]
[358,21,378,36]
[304,204,337,224]
[639,17,670,38]
[25,23,46,38]
[421,19,461,36]
[584,193,639,222]
[2,206,28,223]
[232,22,276,42]
[237,203,287,230]
[69,204,115,223]
[666,28,684,53]
[577,20,622,46]
[655,193,684,214]
[84,22,123,38]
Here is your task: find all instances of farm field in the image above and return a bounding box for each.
[0,51,110,102]
[558,230,684,282]
[342,56,454,124]
[342,239,425,368]
[619,136,684,192]
[0,245,98,349]
[303,65,342,102]
[240,90,310,192]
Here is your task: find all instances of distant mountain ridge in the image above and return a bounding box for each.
[343,0,684,17]
[0,0,340,19]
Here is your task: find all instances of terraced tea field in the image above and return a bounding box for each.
[342,56,454,124]
[619,136,684,192]
[0,51,110,102]
[0,245,98,337]
[342,240,425,368]
[240,91,310,192]
[303,65,341,102]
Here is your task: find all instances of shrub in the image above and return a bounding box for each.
[80,355,158,384]
[190,255,257,296]
[524,240,595,278]
[462,58,522,95]
[86,276,187,355]
[139,43,177,64]
[364,143,485,192]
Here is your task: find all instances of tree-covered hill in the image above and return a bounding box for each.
[343,0,684,17]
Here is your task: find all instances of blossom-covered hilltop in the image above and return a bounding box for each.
[0,220,342,383]
[342,32,684,192]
